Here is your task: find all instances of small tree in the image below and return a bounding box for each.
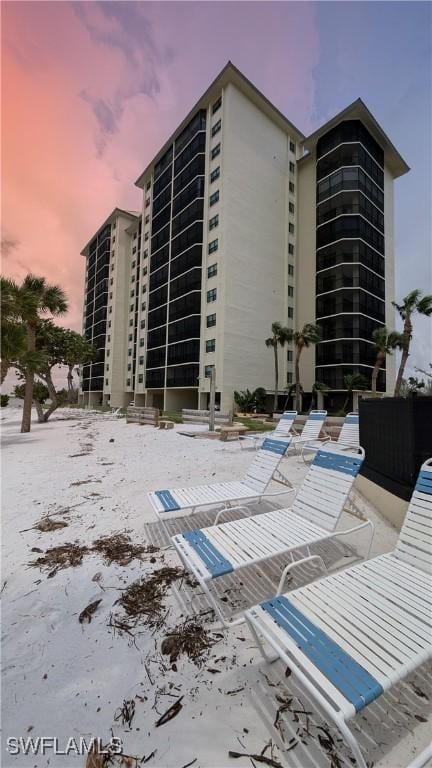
[14,381,49,422]
[392,290,432,396]
[288,324,321,410]
[265,322,291,412]
[371,326,405,395]
[342,373,369,414]
[1,277,26,384]
[2,275,68,432]
[62,331,94,402]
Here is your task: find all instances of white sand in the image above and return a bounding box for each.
[2,406,431,768]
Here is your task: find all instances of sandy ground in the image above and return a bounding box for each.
[1,406,431,768]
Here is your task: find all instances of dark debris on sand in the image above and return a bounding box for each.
[92,533,159,566]
[31,542,89,578]
[113,567,185,631]
[161,617,219,666]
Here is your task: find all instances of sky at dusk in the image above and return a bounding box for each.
[2,1,431,373]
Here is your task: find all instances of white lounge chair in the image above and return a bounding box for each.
[148,437,294,533]
[172,446,372,626]
[239,411,297,450]
[245,458,432,768]
[289,410,329,453]
[301,412,359,462]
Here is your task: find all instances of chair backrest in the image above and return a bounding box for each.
[299,410,327,442]
[394,459,432,574]
[243,437,291,494]
[274,411,297,435]
[338,412,360,446]
[292,446,365,531]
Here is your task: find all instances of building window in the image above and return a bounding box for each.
[146,180,151,191]
[129,319,133,326]
[127,363,132,371]
[205,364,214,378]
[209,190,219,206]
[110,278,114,285]
[109,307,112,314]
[132,260,136,269]
[212,96,222,114]
[107,335,111,343]
[145,198,150,207]
[210,167,220,183]
[127,378,131,386]
[289,141,295,153]
[207,313,216,327]
[288,243,294,255]
[145,232,149,241]
[128,334,133,341]
[289,202,295,214]
[206,339,216,353]
[208,239,218,254]
[212,119,221,137]
[211,143,221,160]
[207,263,217,278]
[141,320,145,329]
[207,288,217,303]
[289,182,295,194]
[144,250,148,259]
[288,286,294,297]
[142,285,147,293]
[289,161,295,173]
[105,378,109,386]
[287,350,293,361]
[288,264,294,276]
[140,338,145,347]
[130,304,134,311]
[287,372,293,384]
[139,356,144,365]
[145,215,149,225]
[289,223,294,234]
[106,350,110,357]
[108,320,112,328]
[142,303,146,312]
[128,349,132,357]
[209,214,219,230]
[138,374,143,384]
[288,306,294,318]
[143,267,148,276]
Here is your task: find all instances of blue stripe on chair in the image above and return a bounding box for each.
[262,438,290,455]
[345,415,359,424]
[182,530,233,577]
[261,596,383,712]
[313,450,363,477]
[155,490,180,512]
[415,470,432,495]
[308,414,326,421]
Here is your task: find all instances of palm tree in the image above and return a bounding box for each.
[3,276,68,432]
[371,326,405,395]
[310,381,329,411]
[392,290,432,396]
[1,277,26,383]
[288,324,321,410]
[342,373,369,414]
[265,322,291,412]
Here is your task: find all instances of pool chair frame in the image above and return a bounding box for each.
[245,458,432,768]
[239,411,298,450]
[300,412,360,463]
[172,447,373,627]
[148,437,295,537]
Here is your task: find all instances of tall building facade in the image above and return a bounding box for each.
[79,63,408,412]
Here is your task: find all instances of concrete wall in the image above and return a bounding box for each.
[296,155,317,392]
[218,83,292,411]
[356,474,408,530]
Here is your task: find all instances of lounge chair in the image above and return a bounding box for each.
[245,458,432,768]
[172,446,372,626]
[239,411,297,450]
[300,412,359,462]
[148,437,294,534]
[289,410,329,453]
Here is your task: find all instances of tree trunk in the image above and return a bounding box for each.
[34,400,45,422]
[40,370,58,422]
[21,324,36,433]
[1,359,9,385]
[371,351,385,395]
[273,343,278,413]
[342,393,350,414]
[394,316,413,396]
[295,344,302,412]
[67,364,74,403]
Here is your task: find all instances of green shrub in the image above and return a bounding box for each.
[234,387,268,414]
[1,394,9,408]
[14,382,49,402]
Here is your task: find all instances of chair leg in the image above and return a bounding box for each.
[245,615,280,663]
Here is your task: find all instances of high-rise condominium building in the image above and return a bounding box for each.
[79,62,408,412]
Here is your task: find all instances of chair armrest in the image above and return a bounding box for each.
[276,554,328,596]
